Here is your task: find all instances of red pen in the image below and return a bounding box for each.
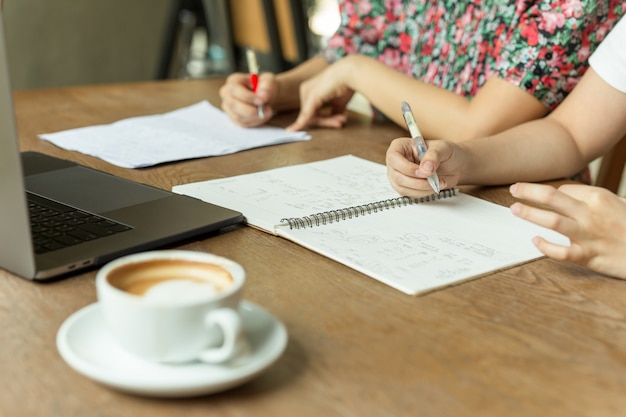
[246,48,264,118]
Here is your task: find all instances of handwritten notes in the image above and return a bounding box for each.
[174,155,569,295]
[39,101,310,168]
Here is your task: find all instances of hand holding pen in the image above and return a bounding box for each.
[245,48,265,119]
[400,101,440,194]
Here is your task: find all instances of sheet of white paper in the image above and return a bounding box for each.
[174,155,570,295]
[39,101,310,168]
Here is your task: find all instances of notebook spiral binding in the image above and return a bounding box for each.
[281,188,458,230]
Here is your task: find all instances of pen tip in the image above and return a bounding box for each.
[428,177,440,195]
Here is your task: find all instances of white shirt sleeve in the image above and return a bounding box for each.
[589,16,626,94]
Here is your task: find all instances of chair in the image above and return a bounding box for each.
[595,134,626,195]
[159,0,311,79]
[159,0,211,79]
[227,0,311,73]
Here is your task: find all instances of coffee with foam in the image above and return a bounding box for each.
[97,251,246,364]
[107,259,234,302]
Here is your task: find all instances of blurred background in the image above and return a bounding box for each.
[3,0,340,89]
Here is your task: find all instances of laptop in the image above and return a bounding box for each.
[0,12,243,280]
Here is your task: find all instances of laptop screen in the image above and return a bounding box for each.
[0,10,38,277]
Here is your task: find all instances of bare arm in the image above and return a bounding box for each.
[386,69,626,195]
[459,69,626,184]
[290,54,547,140]
[271,56,330,111]
[349,56,547,140]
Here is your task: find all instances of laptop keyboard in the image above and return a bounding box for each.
[28,193,132,254]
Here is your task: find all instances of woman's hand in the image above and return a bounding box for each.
[219,72,276,127]
[286,57,362,131]
[510,182,626,279]
[386,137,462,197]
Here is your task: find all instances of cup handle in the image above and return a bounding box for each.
[198,308,244,363]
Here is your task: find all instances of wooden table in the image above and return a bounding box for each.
[2,79,625,417]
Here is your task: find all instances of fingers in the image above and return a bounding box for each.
[529,236,577,262]
[386,138,420,174]
[287,67,352,132]
[286,76,322,131]
[219,73,253,101]
[509,182,626,277]
[556,183,618,212]
[287,110,349,131]
[286,96,325,131]
[509,182,583,242]
[222,101,272,127]
[510,200,579,238]
[417,145,441,177]
[308,113,348,129]
[385,138,443,197]
[509,182,584,219]
[254,72,275,104]
[219,73,274,127]
[508,183,578,263]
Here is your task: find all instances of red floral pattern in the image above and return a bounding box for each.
[323,0,625,110]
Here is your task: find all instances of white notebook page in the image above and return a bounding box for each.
[174,155,568,295]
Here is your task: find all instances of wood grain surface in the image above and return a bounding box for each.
[2,78,625,417]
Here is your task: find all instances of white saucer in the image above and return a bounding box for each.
[56,301,287,398]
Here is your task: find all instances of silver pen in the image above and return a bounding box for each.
[400,101,440,194]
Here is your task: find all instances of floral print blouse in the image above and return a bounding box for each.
[323,0,626,111]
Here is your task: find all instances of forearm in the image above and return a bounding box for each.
[448,67,626,186]
[341,55,466,134]
[273,56,329,111]
[342,55,547,141]
[457,119,587,185]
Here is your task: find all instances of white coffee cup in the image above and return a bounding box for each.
[96,250,247,364]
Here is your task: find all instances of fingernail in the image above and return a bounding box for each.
[421,161,434,174]
[509,183,518,194]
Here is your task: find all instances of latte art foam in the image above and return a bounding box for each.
[142,279,219,303]
[107,258,235,302]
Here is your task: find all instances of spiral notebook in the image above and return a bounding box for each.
[173,155,568,295]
